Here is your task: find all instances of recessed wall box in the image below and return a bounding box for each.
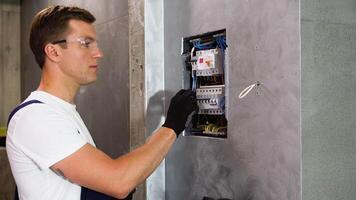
[181,29,228,138]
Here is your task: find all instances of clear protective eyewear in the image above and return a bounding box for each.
[51,37,99,51]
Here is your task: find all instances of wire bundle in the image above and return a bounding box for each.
[198,124,227,133]
[192,39,215,50]
[215,35,227,50]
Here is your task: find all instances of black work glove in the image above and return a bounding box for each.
[162,89,199,137]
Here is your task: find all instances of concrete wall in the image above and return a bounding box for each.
[0,2,20,198]
[301,0,356,199]
[0,148,15,200]
[0,0,21,200]
[128,0,146,198]
[159,0,300,199]
[0,0,21,127]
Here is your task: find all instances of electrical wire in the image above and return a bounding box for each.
[190,46,196,60]
[215,35,227,50]
[198,123,226,134]
[238,81,261,99]
[192,71,197,92]
[193,40,215,50]
[219,96,226,109]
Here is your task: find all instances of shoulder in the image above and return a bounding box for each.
[12,102,55,122]
[8,101,71,134]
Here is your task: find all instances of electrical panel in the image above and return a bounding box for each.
[181,29,228,138]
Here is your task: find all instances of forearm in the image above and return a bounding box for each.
[50,127,177,199]
[52,89,196,198]
[112,127,176,193]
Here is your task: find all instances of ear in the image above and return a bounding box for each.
[44,43,62,63]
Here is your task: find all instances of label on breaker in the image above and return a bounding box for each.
[195,48,222,71]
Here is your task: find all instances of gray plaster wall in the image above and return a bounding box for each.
[21,0,129,157]
[162,0,300,199]
[301,0,356,199]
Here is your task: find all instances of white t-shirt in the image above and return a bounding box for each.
[6,91,96,200]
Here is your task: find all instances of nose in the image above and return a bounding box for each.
[93,48,103,58]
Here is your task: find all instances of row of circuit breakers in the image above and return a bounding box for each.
[182,29,228,138]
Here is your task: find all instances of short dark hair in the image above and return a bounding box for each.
[29,5,96,68]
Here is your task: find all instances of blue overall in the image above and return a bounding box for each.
[7,100,134,200]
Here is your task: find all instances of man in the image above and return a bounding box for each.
[6,5,197,200]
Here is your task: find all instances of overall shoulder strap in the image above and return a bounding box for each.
[7,100,43,127]
[9,99,43,200]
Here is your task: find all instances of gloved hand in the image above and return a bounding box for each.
[162,89,199,137]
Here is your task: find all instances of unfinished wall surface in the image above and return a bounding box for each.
[160,0,300,199]
[0,148,15,200]
[20,0,130,161]
[20,0,47,100]
[0,1,22,199]
[0,0,21,127]
[128,0,146,198]
[301,0,356,199]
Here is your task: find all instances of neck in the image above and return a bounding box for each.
[37,67,79,104]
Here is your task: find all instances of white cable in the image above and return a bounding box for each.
[190,46,195,60]
[239,81,260,99]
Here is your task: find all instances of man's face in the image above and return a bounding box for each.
[57,19,103,86]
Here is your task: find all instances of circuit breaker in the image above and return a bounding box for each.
[181,29,228,138]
